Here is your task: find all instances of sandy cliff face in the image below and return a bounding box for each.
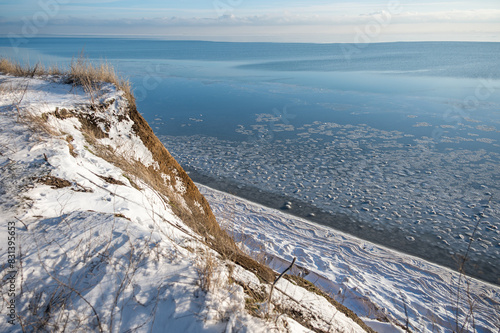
[126,102,219,236]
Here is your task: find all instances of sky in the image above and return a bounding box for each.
[1,0,499,42]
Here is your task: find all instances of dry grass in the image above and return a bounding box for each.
[20,110,61,138]
[66,135,78,158]
[195,248,218,292]
[0,55,134,107]
[37,175,72,189]
[66,53,134,105]
[0,58,62,78]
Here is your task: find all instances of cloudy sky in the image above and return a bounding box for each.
[1,0,499,42]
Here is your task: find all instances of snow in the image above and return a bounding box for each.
[199,184,500,333]
[271,277,367,333]
[0,74,368,332]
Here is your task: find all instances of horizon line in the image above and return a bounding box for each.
[1,34,499,45]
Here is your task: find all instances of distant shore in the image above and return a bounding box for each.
[186,167,499,286]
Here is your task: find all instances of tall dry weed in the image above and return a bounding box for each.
[195,248,218,292]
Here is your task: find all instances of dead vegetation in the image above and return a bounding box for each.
[36,175,93,193]
[65,135,77,158]
[194,248,218,292]
[66,53,133,106]
[96,174,125,186]
[37,175,72,189]
[21,111,61,137]
[0,55,134,107]
[0,58,61,78]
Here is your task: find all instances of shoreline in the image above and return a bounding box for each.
[186,167,499,286]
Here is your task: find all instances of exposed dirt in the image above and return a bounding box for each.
[37,175,71,189]
[97,174,125,186]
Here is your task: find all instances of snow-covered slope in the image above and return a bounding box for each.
[0,74,371,332]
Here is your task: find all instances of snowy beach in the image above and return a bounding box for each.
[198,184,500,332]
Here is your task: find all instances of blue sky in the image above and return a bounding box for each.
[1,0,499,42]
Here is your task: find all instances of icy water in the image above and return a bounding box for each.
[1,38,499,284]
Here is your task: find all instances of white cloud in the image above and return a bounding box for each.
[44,8,499,27]
[1,7,499,42]
[58,8,500,26]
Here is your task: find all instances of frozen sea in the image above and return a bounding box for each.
[1,38,499,284]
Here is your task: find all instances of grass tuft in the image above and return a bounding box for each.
[66,52,134,106]
[195,248,218,292]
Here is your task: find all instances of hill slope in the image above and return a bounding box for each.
[0,73,371,332]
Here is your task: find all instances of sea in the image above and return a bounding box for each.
[1,38,499,284]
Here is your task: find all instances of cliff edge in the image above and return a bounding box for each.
[0,66,374,332]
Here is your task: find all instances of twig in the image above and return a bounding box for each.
[15,216,28,231]
[455,194,493,332]
[14,81,30,122]
[399,291,410,331]
[267,257,296,315]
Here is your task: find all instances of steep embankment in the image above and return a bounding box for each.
[125,99,276,283]
[0,72,373,332]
